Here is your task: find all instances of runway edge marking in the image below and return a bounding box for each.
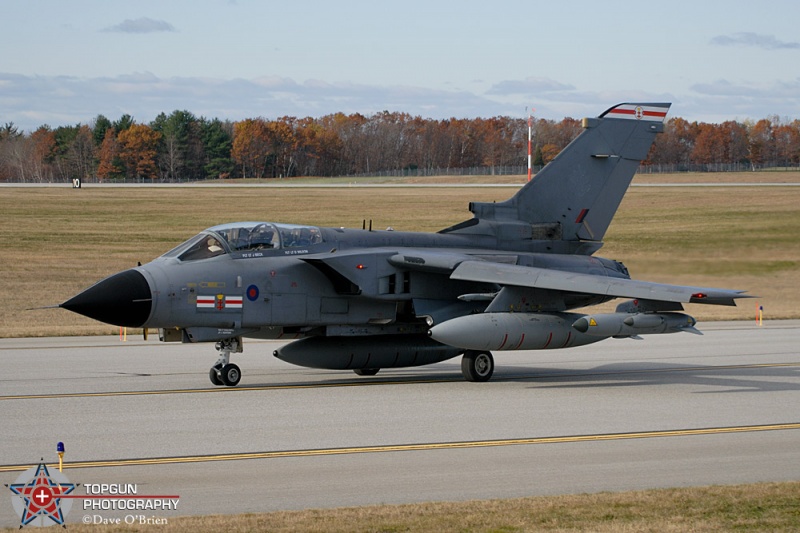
[2,422,799,473]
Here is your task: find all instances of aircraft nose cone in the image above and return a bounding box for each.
[60,269,152,327]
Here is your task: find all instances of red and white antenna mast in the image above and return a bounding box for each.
[527,106,535,181]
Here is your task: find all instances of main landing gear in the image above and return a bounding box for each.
[209,337,243,387]
[461,350,494,382]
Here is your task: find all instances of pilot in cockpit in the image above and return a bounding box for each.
[207,237,223,253]
[249,224,275,249]
[297,228,312,246]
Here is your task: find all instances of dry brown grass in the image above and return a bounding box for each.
[1,177,798,337]
[2,481,798,532]
[632,170,800,184]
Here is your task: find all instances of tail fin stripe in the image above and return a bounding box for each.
[604,104,669,122]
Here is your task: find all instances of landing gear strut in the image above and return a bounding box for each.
[210,337,243,387]
[461,350,494,382]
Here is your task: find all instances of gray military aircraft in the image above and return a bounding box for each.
[60,103,750,386]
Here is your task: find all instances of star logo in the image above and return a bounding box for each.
[7,462,77,528]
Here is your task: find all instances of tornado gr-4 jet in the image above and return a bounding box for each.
[61,103,750,386]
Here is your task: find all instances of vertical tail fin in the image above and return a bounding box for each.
[465,103,670,243]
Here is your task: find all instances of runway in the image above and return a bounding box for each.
[2,321,799,525]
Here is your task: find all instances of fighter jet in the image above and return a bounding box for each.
[61,103,750,386]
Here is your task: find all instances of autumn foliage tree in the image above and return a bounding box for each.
[748,119,774,167]
[3,110,800,183]
[29,127,56,181]
[774,122,800,165]
[118,124,161,180]
[266,117,298,178]
[231,118,271,178]
[97,129,124,180]
[293,116,343,176]
[651,117,696,168]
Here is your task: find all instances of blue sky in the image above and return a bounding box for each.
[3,0,800,131]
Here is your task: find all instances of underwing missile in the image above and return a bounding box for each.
[572,312,698,337]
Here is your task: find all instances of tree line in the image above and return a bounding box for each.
[1,110,798,182]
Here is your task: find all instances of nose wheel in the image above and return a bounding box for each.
[210,337,243,386]
[210,363,241,386]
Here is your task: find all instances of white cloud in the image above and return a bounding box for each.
[710,32,800,50]
[486,77,576,96]
[691,78,800,99]
[1,72,798,132]
[680,78,800,123]
[101,17,177,34]
[0,72,512,130]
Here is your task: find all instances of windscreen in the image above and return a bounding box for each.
[166,222,323,262]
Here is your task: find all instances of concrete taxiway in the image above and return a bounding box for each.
[1,321,799,525]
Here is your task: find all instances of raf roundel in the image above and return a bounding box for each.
[246,284,259,302]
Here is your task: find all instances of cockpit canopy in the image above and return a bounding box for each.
[164,222,323,262]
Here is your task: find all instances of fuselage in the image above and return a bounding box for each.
[62,221,630,340]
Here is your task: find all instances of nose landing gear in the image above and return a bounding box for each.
[210,337,243,386]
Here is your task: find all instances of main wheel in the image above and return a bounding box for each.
[461,351,494,382]
[209,365,223,386]
[353,368,380,376]
[220,363,242,386]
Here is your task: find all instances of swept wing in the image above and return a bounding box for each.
[450,260,750,306]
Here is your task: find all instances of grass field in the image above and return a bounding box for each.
[2,481,798,532]
[1,176,799,337]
